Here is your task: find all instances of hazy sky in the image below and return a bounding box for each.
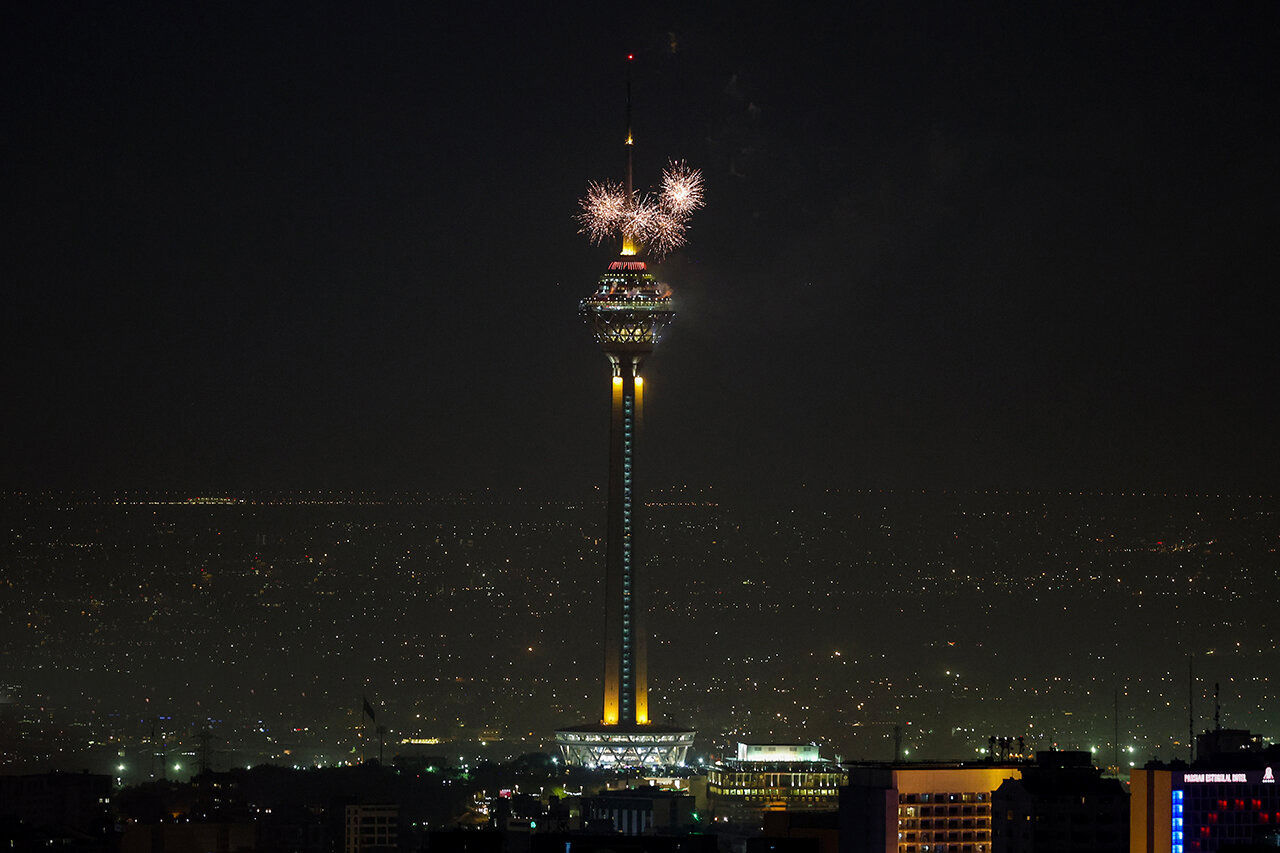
[6,2,1278,494]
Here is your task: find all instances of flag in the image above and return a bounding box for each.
[362,696,376,723]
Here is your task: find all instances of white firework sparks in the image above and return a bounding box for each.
[578,181,629,243]
[576,160,705,258]
[659,161,704,217]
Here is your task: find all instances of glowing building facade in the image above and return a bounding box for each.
[839,762,1025,853]
[706,743,848,827]
[1130,730,1280,853]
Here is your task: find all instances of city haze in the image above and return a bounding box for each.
[2,489,1274,776]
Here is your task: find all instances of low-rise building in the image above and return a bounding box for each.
[344,804,398,853]
[0,771,112,835]
[990,751,1127,852]
[120,823,256,853]
[582,786,698,835]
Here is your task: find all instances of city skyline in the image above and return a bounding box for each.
[2,0,1277,796]
[1,487,1274,776]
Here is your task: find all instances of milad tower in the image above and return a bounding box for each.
[553,61,697,767]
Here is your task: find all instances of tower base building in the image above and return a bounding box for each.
[555,724,696,768]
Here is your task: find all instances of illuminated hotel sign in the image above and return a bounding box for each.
[1176,769,1274,784]
[1182,773,1248,783]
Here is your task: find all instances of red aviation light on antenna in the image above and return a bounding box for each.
[627,53,635,61]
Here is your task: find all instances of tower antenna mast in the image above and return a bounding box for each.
[622,53,636,255]
[574,53,703,261]
[625,53,634,198]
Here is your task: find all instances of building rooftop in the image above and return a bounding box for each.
[736,744,823,763]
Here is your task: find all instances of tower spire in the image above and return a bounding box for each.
[622,53,637,256]
[625,53,634,197]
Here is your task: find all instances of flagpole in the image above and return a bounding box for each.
[360,695,378,764]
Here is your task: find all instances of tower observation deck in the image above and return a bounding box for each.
[553,61,697,767]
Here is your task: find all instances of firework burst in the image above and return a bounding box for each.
[576,160,705,258]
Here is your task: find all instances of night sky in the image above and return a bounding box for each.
[6,2,1279,495]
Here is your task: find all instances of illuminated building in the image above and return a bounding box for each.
[1129,729,1280,853]
[706,744,848,828]
[990,751,1127,852]
[839,761,1025,853]
[553,63,695,768]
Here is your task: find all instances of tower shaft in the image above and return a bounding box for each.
[602,357,648,726]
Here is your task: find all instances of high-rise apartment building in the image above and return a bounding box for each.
[840,762,1025,853]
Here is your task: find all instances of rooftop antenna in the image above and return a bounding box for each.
[1214,682,1221,731]
[1113,688,1120,773]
